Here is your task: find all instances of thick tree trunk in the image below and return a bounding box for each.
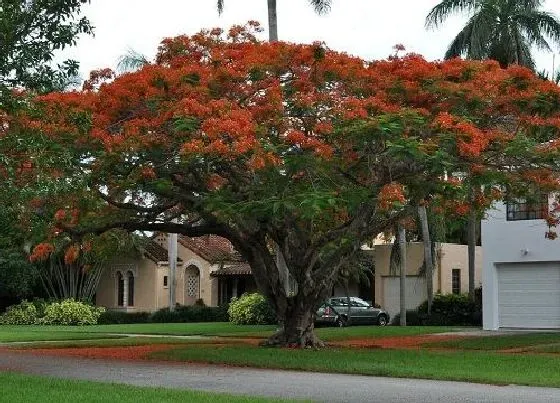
[267,0,278,42]
[468,208,476,302]
[264,295,325,348]
[418,205,433,315]
[398,224,407,326]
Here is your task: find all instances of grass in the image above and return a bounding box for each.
[426,333,560,351]
[0,329,124,343]
[0,323,276,338]
[0,323,456,342]
[150,343,560,388]
[0,372,298,403]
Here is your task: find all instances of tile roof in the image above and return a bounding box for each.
[143,240,182,263]
[177,234,243,264]
[211,263,252,276]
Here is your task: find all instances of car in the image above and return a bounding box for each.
[315,297,389,327]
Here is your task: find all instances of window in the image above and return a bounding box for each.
[506,194,548,221]
[127,271,135,307]
[163,275,168,287]
[117,272,124,307]
[452,269,461,295]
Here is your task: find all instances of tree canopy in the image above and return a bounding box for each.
[0,0,93,102]
[3,23,560,345]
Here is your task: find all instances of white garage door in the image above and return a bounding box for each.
[383,276,427,319]
[498,264,560,328]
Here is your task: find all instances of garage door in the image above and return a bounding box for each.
[498,264,560,328]
[383,276,426,319]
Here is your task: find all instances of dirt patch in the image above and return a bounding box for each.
[332,334,467,349]
[16,344,176,361]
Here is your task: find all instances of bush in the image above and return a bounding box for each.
[228,293,276,325]
[416,292,482,326]
[39,299,105,326]
[97,310,151,324]
[0,300,38,325]
[391,310,424,326]
[150,304,229,323]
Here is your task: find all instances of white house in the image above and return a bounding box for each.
[482,194,560,329]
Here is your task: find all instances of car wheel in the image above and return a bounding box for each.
[335,316,347,327]
[377,314,388,326]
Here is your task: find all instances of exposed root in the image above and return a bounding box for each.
[261,329,325,349]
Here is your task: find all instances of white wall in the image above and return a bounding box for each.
[482,201,560,329]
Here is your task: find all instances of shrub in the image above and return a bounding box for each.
[228,293,276,325]
[417,292,481,326]
[391,310,423,326]
[97,310,151,324]
[0,300,38,325]
[150,304,229,323]
[39,299,105,325]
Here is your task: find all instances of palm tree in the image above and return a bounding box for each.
[426,0,560,69]
[217,0,332,42]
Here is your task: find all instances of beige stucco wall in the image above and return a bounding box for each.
[374,242,483,309]
[374,242,426,308]
[96,257,158,312]
[439,243,482,294]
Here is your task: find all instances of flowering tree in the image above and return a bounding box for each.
[4,23,560,346]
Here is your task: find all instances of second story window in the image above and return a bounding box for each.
[506,194,548,221]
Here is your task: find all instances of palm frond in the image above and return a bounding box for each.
[217,0,225,14]
[309,0,332,15]
[425,0,481,29]
[116,49,149,74]
[532,11,560,44]
[444,13,494,60]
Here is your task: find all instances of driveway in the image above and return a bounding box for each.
[1,350,559,402]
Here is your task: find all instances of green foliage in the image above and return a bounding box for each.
[418,292,481,326]
[97,311,151,325]
[228,293,276,325]
[0,299,105,326]
[150,304,229,323]
[0,300,38,325]
[39,299,105,325]
[0,0,93,99]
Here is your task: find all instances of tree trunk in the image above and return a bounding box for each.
[264,294,325,348]
[418,204,433,315]
[468,208,476,302]
[398,223,407,326]
[267,0,278,42]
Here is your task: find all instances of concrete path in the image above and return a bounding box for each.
[1,350,559,402]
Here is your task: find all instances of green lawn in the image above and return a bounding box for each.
[426,333,560,351]
[0,329,123,343]
[0,372,298,403]
[150,344,560,388]
[0,323,456,343]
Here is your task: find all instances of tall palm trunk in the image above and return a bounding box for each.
[398,223,407,326]
[418,204,433,315]
[267,0,278,41]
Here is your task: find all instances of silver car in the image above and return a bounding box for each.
[316,297,389,326]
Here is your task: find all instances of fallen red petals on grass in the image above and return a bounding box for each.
[332,334,466,349]
[20,344,176,361]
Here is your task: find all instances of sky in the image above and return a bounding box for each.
[59,0,560,80]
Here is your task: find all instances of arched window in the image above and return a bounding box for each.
[127,270,135,307]
[117,271,124,307]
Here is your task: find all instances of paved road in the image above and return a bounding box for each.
[1,350,559,402]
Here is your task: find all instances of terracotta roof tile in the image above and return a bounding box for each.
[177,235,242,264]
[211,263,252,276]
[144,240,182,263]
